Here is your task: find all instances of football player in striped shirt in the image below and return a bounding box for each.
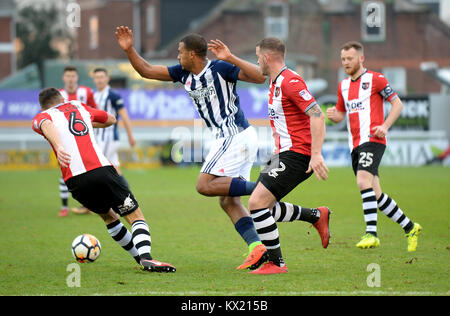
[92,67,136,187]
[246,37,331,275]
[58,66,97,217]
[116,26,267,270]
[326,41,421,252]
[32,87,175,272]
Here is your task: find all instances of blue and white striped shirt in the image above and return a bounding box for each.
[94,85,124,142]
[168,60,250,139]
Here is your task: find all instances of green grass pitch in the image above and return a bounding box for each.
[0,166,448,296]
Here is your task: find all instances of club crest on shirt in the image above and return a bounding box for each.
[274,86,281,97]
[362,82,370,90]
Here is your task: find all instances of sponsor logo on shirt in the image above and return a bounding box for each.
[299,89,312,101]
[346,100,365,112]
[268,107,279,120]
[188,85,216,103]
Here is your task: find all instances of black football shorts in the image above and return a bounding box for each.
[257,150,312,201]
[65,166,139,216]
[351,142,386,176]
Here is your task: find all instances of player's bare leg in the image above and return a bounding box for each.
[218,196,248,224]
[371,175,383,200]
[71,206,91,215]
[356,170,374,192]
[98,209,119,224]
[248,182,277,211]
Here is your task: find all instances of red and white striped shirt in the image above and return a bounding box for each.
[32,100,111,181]
[268,67,316,155]
[59,86,97,109]
[336,69,397,151]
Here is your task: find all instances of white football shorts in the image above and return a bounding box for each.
[200,126,258,180]
[96,138,120,167]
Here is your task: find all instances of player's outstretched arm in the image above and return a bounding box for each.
[115,26,172,81]
[305,104,329,181]
[208,39,266,84]
[40,120,71,168]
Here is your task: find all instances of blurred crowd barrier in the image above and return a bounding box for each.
[0,89,448,169]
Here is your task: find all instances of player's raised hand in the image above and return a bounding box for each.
[306,154,329,181]
[208,39,232,61]
[115,26,134,52]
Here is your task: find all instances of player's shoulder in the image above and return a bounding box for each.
[366,69,387,80]
[211,59,235,71]
[366,69,382,76]
[108,88,122,99]
[280,68,306,88]
[62,100,90,112]
[366,70,390,89]
[210,59,225,67]
[168,63,190,81]
[108,89,125,106]
[33,110,47,120]
[68,100,84,107]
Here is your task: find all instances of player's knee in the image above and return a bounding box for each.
[219,196,240,210]
[248,191,276,211]
[99,209,119,224]
[356,172,373,191]
[196,180,212,196]
[248,195,261,211]
[356,178,372,191]
[219,196,229,210]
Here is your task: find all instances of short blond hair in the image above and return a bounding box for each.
[341,41,364,53]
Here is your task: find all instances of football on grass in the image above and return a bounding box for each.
[71,234,101,263]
